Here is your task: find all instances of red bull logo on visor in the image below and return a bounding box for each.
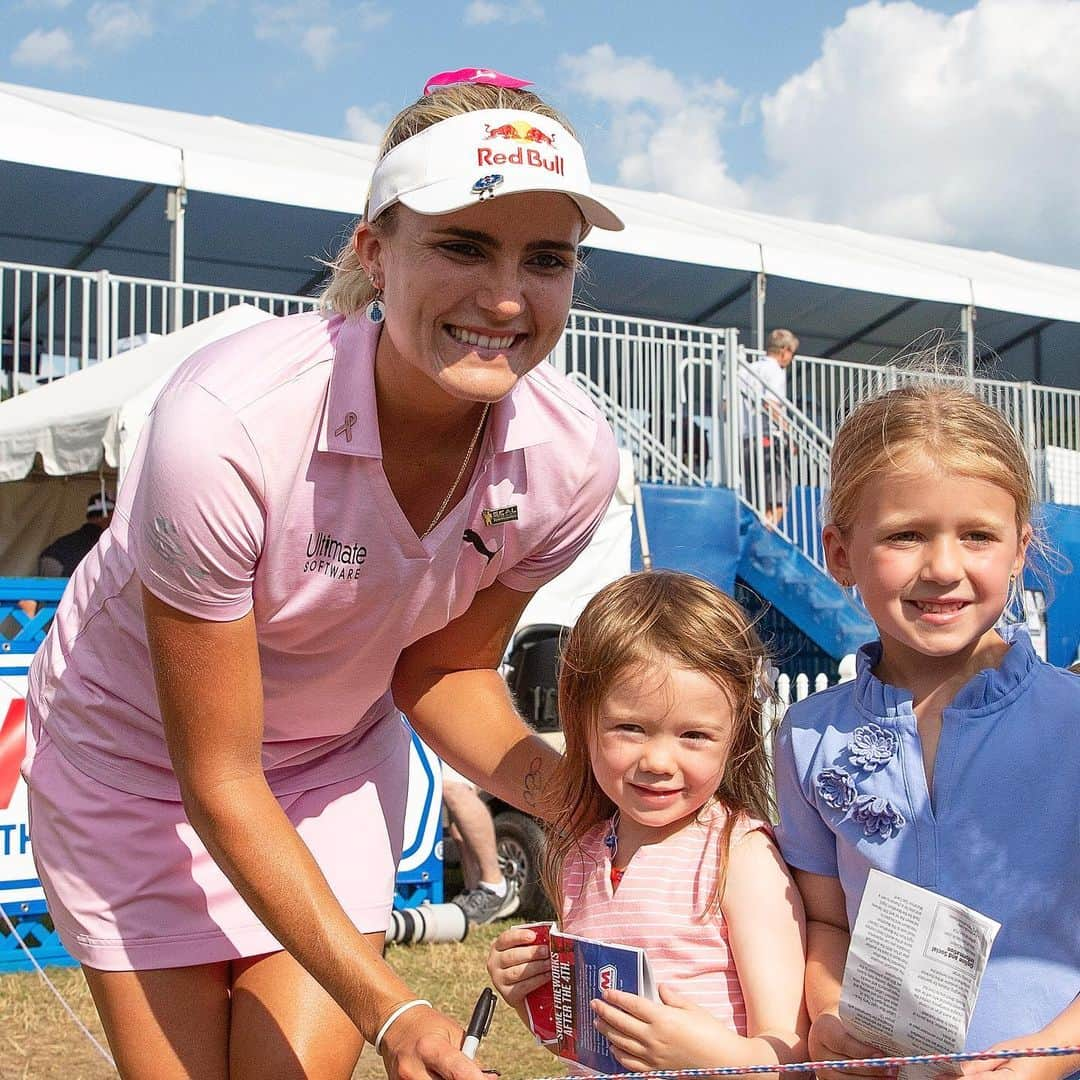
[478,119,564,175]
[484,120,556,145]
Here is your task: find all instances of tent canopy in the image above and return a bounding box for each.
[2,80,1079,384]
[0,304,272,482]
[0,304,273,576]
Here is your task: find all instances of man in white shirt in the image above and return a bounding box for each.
[741,329,798,527]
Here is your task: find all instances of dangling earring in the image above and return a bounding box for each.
[1005,572,1023,625]
[365,292,385,324]
[365,271,385,324]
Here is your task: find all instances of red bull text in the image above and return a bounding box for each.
[476,145,565,175]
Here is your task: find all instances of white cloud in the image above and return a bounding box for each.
[301,24,336,68]
[563,5,1080,265]
[87,2,153,50]
[11,27,81,69]
[254,1,388,65]
[752,0,1080,264]
[344,104,386,143]
[464,0,543,26]
[560,44,747,209]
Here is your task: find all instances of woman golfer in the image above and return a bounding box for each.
[24,69,623,1079]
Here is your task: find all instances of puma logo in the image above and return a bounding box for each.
[463,529,499,563]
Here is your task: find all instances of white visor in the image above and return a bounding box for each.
[365,109,624,232]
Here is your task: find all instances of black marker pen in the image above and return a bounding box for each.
[462,987,497,1060]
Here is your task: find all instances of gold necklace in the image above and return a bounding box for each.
[420,402,490,539]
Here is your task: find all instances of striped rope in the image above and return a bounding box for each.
[528,1044,1080,1080]
[0,905,117,1070]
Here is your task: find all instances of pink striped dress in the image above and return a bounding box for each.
[561,803,769,1033]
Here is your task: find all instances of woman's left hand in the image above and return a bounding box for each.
[591,984,743,1071]
[378,1002,488,1080]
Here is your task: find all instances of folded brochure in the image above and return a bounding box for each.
[521,922,656,1074]
[840,870,1001,1080]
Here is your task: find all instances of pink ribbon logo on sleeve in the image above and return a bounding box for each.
[335,411,358,442]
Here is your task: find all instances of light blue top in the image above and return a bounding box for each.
[775,626,1080,1057]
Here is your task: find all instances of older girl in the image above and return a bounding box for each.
[775,384,1080,1080]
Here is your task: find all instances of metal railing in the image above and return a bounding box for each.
[776,347,1080,505]
[736,364,834,571]
[555,317,836,571]
[0,264,104,391]
[551,312,728,485]
[5,259,1080,565]
[567,371,702,487]
[1,261,318,395]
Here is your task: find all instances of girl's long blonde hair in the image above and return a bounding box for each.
[540,570,775,917]
[320,84,576,315]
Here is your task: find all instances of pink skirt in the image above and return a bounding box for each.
[26,727,409,971]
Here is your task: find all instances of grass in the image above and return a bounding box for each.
[0,921,564,1080]
[0,965,112,1080]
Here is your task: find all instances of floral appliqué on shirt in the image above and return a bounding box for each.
[813,723,905,839]
[816,767,857,810]
[850,794,906,838]
[847,724,898,771]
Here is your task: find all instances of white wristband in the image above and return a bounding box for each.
[373,998,431,1054]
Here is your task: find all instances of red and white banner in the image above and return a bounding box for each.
[0,673,43,905]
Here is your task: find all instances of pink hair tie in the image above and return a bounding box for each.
[423,67,533,95]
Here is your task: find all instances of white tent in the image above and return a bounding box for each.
[0,305,272,575]
[3,81,1080,382]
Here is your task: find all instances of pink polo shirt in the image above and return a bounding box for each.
[562,805,770,1033]
[27,312,619,800]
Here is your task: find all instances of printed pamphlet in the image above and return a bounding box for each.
[840,870,1001,1080]
[520,922,655,1074]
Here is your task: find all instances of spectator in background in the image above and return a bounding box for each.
[741,329,798,528]
[442,768,519,924]
[38,491,115,577]
[14,491,116,623]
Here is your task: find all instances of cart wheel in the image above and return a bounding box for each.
[494,810,552,920]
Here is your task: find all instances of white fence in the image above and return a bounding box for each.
[778,347,1080,506]
[776,654,857,707]
[1,261,318,393]
[758,656,856,733]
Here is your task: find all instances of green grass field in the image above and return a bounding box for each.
[0,921,564,1080]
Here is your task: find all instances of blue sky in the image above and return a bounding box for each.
[4,0,1080,268]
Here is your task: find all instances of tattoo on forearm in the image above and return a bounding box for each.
[522,755,544,809]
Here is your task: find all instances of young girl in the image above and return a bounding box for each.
[774,384,1080,1080]
[488,571,809,1073]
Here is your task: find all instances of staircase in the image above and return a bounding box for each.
[566,340,875,665]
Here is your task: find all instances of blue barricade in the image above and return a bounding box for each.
[0,577,443,970]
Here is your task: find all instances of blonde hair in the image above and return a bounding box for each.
[827,383,1035,537]
[321,84,577,315]
[540,570,775,917]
